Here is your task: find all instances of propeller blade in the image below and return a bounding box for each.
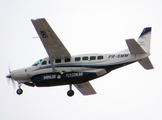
[11,78,16,89]
[8,66,11,73]
[7,78,10,85]
[6,67,16,89]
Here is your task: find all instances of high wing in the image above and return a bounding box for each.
[31,18,71,70]
[74,82,97,95]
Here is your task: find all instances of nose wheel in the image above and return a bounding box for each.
[16,83,23,95]
[17,88,23,95]
[67,84,74,97]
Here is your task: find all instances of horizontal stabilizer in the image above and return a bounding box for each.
[138,57,154,70]
[126,39,146,54]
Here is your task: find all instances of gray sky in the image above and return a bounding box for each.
[1,0,162,120]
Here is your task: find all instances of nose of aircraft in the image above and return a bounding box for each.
[6,68,30,82]
[6,74,11,79]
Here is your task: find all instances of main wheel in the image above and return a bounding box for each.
[67,90,74,97]
[16,89,23,95]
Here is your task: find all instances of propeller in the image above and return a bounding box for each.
[6,67,15,89]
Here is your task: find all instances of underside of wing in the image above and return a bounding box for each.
[31,18,71,60]
[74,82,97,95]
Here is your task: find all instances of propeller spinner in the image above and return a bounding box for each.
[6,67,15,89]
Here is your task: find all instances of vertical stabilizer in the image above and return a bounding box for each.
[137,27,152,53]
[125,27,154,70]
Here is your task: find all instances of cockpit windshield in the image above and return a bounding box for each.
[32,59,42,66]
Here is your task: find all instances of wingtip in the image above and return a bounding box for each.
[31,18,45,21]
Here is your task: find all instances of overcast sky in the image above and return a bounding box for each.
[1,0,162,120]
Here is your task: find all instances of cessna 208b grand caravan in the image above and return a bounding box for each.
[6,18,154,97]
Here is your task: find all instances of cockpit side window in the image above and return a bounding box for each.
[42,61,47,65]
[32,59,42,66]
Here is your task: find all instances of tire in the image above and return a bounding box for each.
[67,90,74,97]
[16,89,23,95]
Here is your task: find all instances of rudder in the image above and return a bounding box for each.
[137,27,152,53]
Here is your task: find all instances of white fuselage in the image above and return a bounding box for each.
[11,52,150,86]
[6,20,153,96]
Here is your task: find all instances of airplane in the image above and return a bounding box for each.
[6,18,154,97]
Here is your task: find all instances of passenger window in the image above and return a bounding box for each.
[49,60,51,64]
[75,57,81,61]
[90,56,96,60]
[82,56,88,60]
[97,56,103,60]
[65,58,70,62]
[55,59,61,63]
[42,61,47,65]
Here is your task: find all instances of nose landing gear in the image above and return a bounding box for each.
[67,84,74,97]
[16,83,23,95]
[17,88,23,95]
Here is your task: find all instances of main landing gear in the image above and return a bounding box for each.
[16,83,23,95]
[67,84,74,97]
